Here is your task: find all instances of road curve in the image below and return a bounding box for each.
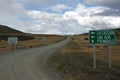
[0,37,70,80]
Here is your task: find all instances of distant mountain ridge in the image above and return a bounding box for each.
[0,25,23,34]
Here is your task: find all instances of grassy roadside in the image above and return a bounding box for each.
[0,34,66,52]
[49,34,120,80]
[0,25,67,52]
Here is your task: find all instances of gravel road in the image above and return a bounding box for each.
[0,37,70,80]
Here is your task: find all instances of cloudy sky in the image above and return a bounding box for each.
[0,0,120,35]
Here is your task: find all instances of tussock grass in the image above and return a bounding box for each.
[0,34,65,52]
[49,31,120,80]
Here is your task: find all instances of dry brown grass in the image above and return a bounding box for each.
[49,34,120,80]
[0,34,65,52]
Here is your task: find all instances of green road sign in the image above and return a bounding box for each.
[89,30,116,44]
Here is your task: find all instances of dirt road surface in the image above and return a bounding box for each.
[0,38,70,80]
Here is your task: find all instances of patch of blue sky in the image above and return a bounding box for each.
[24,3,42,10]
[85,3,98,8]
[44,9,58,13]
[45,8,72,14]
[18,16,34,22]
[23,0,84,11]
[62,0,83,8]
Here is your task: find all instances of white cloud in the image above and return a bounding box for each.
[27,10,82,34]
[27,10,63,22]
[26,3,120,35]
[0,0,120,35]
[48,4,72,12]
[63,4,120,30]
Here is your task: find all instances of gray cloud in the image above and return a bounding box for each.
[0,0,26,25]
[85,0,120,10]
[26,3,120,35]
[0,0,26,16]
[94,9,120,16]
[0,0,120,35]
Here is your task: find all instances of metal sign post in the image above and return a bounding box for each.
[109,45,112,68]
[93,44,96,69]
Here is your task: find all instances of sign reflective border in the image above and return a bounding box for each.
[89,30,116,44]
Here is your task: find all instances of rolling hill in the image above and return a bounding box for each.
[0,25,23,34]
[0,25,35,41]
[0,25,65,52]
